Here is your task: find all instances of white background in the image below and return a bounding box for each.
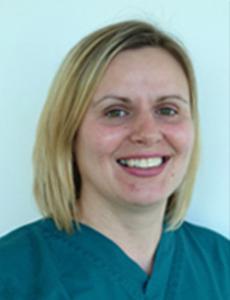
[0,0,229,237]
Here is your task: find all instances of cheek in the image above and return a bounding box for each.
[165,122,194,154]
[166,122,194,182]
[78,123,129,158]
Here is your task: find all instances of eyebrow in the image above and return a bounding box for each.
[157,95,189,104]
[94,94,189,106]
[93,95,131,106]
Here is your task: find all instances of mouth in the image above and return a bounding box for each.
[116,156,170,169]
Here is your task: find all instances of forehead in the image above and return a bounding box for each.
[93,47,189,101]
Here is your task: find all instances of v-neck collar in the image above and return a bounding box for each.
[144,227,179,298]
[73,222,180,299]
[43,219,182,299]
[73,223,148,298]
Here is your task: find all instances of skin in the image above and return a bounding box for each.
[74,47,194,274]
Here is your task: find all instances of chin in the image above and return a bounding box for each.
[118,192,168,208]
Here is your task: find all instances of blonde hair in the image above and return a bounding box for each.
[33,20,200,233]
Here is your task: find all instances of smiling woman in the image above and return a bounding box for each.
[0,20,229,299]
[75,47,194,220]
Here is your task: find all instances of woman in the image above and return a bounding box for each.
[0,20,229,299]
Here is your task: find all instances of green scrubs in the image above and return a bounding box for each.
[0,218,229,299]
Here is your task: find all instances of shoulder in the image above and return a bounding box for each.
[0,219,77,297]
[0,218,61,263]
[179,221,229,246]
[0,218,48,255]
[0,219,52,285]
[174,221,230,297]
[177,221,229,267]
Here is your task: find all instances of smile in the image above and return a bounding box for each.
[117,157,169,169]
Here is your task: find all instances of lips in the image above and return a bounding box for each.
[117,157,161,168]
[116,155,170,177]
[117,155,170,168]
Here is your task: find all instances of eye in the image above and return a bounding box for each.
[156,107,178,116]
[105,108,129,118]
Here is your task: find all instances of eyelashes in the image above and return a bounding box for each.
[156,106,178,116]
[104,105,179,119]
[105,108,129,118]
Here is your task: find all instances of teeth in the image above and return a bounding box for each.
[119,157,163,168]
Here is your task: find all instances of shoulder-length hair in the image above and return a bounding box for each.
[33,20,200,233]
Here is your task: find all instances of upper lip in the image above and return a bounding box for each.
[117,153,172,160]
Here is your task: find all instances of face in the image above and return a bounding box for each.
[74,47,194,210]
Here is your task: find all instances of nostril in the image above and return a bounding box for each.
[129,130,163,145]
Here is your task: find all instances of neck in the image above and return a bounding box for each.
[77,194,167,275]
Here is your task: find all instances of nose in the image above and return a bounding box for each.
[129,112,163,145]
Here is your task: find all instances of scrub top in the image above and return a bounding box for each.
[0,218,229,299]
